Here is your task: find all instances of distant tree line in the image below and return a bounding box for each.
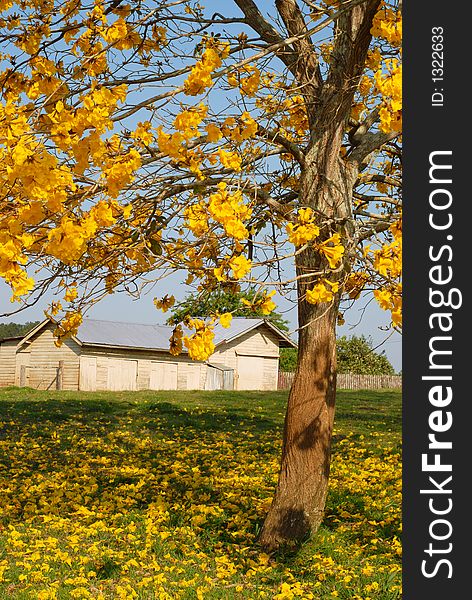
[280,335,395,375]
[0,321,40,341]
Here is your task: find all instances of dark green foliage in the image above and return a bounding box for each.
[167,288,289,331]
[337,335,395,375]
[279,348,298,372]
[0,321,40,341]
[280,335,395,375]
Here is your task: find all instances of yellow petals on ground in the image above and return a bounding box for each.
[0,388,401,599]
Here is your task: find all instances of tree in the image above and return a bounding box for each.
[0,321,40,341]
[280,335,395,373]
[337,335,395,374]
[279,347,298,372]
[167,289,290,332]
[0,0,401,549]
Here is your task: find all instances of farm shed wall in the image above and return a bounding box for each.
[211,325,280,390]
[0,340,18,387]
[16,324,81,390]
[79,346,206,392]
[1,318,290,392]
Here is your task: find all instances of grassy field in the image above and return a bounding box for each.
[0,388,401,599]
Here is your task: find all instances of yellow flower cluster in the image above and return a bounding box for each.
[156,105,215,178]
[229,255,252,279]
[0,223,35,300]
[169,324,184,356]
[286,207,320,246]
[208,183,252,240]
[184,202,209,237]
[173,103,207,140]
[317,233,345,269]
[218,312,233,328]
[46,217,92,264]
[242,290,277,315]
[130,121,154,147]
[64,286,78,303]
[183,319,215,361]
[183,41,230,96]
[217,148,242,171]
[281,95,310,138]
[374,285,402,327]
[219,112,258,143]
[371,6,402,47]
[345,272,370,300]
[375,61,402,133]
[102,148,141,198]
[306,280,339,305]
[52,310,83,346]
[101,17,142,51]
[227,65,261,97]
[372,226,401,280]
[153,294,175,313]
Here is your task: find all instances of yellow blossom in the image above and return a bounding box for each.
[229,255,251,279]
[219,313,232,328]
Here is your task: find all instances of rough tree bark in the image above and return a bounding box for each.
[258,144,358,550]
[239,0,384,550]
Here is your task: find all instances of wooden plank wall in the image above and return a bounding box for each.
[20,325,81,390]
[80,347,206,391]
[0,340,18,387]
[212,325,280,390]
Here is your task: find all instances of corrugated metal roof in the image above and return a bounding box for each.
[74,317,295,352]
[76,319,174,351]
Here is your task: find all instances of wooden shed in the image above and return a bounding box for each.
[0,317,296,392]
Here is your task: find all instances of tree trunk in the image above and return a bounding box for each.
[259,142,356,552]
[258,295,339,551]
[256,0,379,552]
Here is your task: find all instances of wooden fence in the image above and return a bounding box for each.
[277,371,402,390]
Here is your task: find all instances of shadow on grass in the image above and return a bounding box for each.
[0,396,279,441]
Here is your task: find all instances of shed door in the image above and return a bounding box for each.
[80,356,97,391]
[107,359,138,391]
[16,352,30,387]
[149,361,178,390]
[205,365,222,390]
[237,355,264,390]
[186,366,201,390]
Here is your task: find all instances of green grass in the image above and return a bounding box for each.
[0,387,402,599]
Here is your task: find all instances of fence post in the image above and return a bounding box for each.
[56,361,64,390]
